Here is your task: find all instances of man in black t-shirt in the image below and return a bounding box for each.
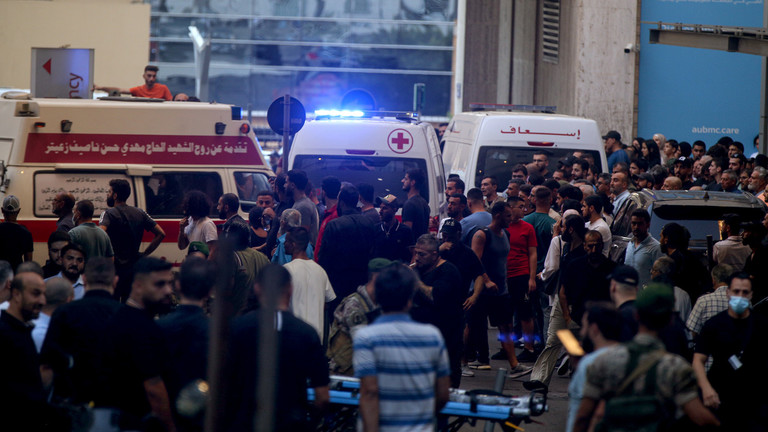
[412,234,464,387]
[401,168,430,238]
[99,179,166,301]
[693,272,768,430]
[372,194,414,263]
[97,258,175,432]
[560,231,615,327]
[41,258,122,405]
[0,195,33,272]
[225,264,330,432]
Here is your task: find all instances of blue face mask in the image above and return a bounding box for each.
[729,296,751,315]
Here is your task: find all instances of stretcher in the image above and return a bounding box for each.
[308,375,548,432]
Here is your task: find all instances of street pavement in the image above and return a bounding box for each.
[451,329,571,432]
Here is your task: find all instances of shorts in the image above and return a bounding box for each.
[507,274,534,321]
[468,293,512,328]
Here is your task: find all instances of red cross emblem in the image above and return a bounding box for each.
[387,129,414,154]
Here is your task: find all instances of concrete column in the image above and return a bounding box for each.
[511,0,537,105]
[497,1,513,104]
[462,0,501,111]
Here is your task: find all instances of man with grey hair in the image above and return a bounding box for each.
[271,208,307,265]
[686,263,734,339]
[32,277,73,352]
[411,233,464,387]
[719,169,740,193]
[749,166,768,199]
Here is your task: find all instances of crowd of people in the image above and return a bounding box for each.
[2,129,768,431]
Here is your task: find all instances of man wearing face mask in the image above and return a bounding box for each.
[693,272,768,430]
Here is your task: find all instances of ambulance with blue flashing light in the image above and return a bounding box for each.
[0,91,273,265]
[441,104,609,187]
[288,109,447,220]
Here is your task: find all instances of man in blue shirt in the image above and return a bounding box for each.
[603,130,629,172]
[624,209,662,288]
[354,263,450,432]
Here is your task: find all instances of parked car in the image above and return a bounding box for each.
[611,189,767,265]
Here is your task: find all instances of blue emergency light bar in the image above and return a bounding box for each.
[314,109,419,121]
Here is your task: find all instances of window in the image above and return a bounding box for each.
[34,172,134,218]
[234,171,272,212]
[476,147,601,188]
[144,172,222,218]
[293,155,429,204]
[541,0,560,64]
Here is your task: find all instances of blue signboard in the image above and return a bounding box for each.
[639,0,764,148]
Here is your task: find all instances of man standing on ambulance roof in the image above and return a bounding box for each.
[94,65,173,101]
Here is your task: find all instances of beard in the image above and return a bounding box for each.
[63,266,81,282]
[107,196,115,207]
[219,209,228,220]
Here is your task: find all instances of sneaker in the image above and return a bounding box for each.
[461,366,475,377]
[516,349,538,363]
[508,364,533,379]
[467,361,491,370]
[522,379,548,392]
[490,349,508,360]
[557,355,571,376]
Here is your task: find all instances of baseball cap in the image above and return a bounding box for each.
[375,194,399,208]
[368,258,393,273]
[2,195,20,212]
[602,130,621,141]
[440,218,462,235]
[608,265,639,286]
[558,156,577,167]
[674,156,693,167]
[635,283,675,315]
[637,173,654,184]
[188,241,210,258]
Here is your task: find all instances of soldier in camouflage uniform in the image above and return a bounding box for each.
[326,258,388,375]
[573,284,719,432]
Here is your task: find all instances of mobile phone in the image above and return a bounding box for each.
[557,329,585,357]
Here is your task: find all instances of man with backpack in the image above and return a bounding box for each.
[573,284,719,432]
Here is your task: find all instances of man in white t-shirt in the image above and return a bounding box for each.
[283,227,335,341]
[582,195,611,257]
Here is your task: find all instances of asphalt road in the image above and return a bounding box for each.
[451,329,571,432]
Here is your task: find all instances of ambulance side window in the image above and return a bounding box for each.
[145,172,223,218]
[234,171,271,211]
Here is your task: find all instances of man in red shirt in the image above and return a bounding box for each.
[506,197,538,364]
[94,65,173,101]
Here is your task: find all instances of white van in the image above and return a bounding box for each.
[0,92,273,265]
[288,111,446,219]
[441,106,608,188]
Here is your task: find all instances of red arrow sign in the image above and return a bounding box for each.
[43,59,51,75]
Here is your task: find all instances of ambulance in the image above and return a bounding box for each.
[0,92,273,265]
[441,104,609,187]
[288,110,447,219]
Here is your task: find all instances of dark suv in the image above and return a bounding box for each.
[611,190,767,262]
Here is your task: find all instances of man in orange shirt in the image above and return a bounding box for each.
[94,65,173,101]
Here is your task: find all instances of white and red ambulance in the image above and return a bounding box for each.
[0,92,273,265]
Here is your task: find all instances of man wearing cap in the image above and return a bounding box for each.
[372,194,414,263]
[673,157,695,190]
[693,272,768,430]
[603,130,629,173]
[327,258,386,376]
[635,172,654,190]
[574,284,719,432]
[0,195,33,272]
[439,218,486,378]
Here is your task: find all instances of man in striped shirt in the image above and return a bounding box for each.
[354,263,450,432]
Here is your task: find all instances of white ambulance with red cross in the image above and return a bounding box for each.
[287,111,447,220]
[0,92,273,265]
